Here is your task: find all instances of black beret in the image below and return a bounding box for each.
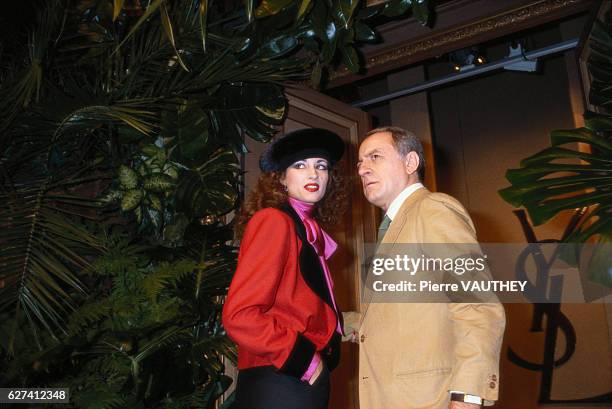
[259,128,345,172]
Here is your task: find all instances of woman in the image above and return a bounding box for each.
[223,128,346,409]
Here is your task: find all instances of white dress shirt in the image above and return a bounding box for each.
[385,182,424,221]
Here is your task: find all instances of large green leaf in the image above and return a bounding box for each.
[500,122,611,227]
[119,165,139,190]
[175,149,240,218]
[259,35,299,59]
[499,113,611,291]
[206,83,286,153]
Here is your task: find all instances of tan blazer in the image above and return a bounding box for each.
[346,188,506,409]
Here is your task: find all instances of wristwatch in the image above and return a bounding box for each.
[450,392,483,405]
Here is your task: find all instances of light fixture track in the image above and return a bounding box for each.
[352,38,578,108]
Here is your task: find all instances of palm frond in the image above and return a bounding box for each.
[0,194,103,345]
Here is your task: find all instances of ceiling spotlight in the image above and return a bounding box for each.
[449,47,486,72]
[504,43,539,72]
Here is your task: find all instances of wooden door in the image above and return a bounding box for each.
[243,85,374,409]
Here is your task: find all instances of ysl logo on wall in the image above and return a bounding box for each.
[508,210,611,404]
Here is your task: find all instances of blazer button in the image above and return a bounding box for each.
[489,381,496,389]
[360,334,366,343]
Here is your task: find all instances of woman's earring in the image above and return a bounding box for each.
[283,185,288,192]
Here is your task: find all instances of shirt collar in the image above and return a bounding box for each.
[386,183,424,221]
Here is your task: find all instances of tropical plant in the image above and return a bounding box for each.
[0,0,435,407]
[2,226,237,408]
[499,7,612,288]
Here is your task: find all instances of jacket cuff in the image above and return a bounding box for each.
[279,333,316,378]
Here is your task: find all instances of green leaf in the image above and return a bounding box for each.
[118,166,139,190]
[296,0,312,23]
[245,0,254,22]
[525,191,610,226]
[141,144,167,163]
[357,4,383,19]
[340,45,360,73]
[310,1,328,41]
[310,59,323,89]
[585,113,612,131]
[333,0,359,29]
[383,0,411,17]
[254,0,294,18]
[550,128,612,151]
[321,21,339,63]
[355,21,377,42]
[259,35,299,59]
[114,0,165,54]
[585,238,612,288]
[592,19,612,48]
[199,0,208,51]
[175,149,239,218]
[121,189,144,212]
[143,175,175,192]
[587,60,612,83]
[113,0,124,21]
[499,114,611,253]
[160,2,190,72]
[162,213,190,246]
[325,19,338,44]
[412,0,431,25]
[72,381,129,408]
[588,42,612,65]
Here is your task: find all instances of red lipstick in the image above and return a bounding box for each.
[304,183,319,192]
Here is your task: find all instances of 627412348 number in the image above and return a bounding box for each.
[0,388,69,403]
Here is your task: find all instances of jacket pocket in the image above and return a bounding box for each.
[392,367,452,408]
[394,367,451,378]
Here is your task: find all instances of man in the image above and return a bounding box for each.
[345,127,506,409]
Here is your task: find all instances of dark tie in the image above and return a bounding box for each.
[377,215,391,245]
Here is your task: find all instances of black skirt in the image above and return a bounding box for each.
[232,365,330,409]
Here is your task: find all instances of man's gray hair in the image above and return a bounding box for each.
[365,126,426,181]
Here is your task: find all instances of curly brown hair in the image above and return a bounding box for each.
[235,164,348,239]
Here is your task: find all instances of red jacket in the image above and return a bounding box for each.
[222,205,341,378]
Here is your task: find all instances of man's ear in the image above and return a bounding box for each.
[405,151,420,176]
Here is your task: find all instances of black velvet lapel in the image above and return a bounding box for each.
[280,204,335,312]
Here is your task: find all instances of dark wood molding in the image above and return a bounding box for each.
[328,0,594,87]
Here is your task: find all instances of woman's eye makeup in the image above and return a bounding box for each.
[290,160,328,170]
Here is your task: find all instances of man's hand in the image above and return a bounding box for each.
[449,401,481,409]
[342,311,361,343]
[308,359,324,385]
[342,329,358,343]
